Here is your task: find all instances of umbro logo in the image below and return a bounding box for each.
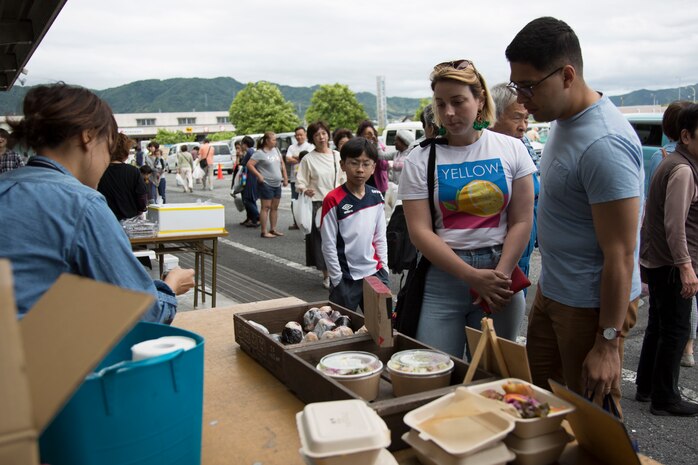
[342,204,354,214]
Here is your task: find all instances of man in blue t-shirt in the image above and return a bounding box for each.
[506,17,644,411]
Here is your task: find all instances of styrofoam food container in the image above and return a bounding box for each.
[300,448,398,465]
[403,389,514,456]
[504,427,573,465]
[402,430,515,465]
[387,349,454,397]
[296,399,390,465]
[465,378,575,439]
[316,351,383,401]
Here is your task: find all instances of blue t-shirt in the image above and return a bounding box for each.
[0,157,177,321]
[645,141,678,196]
[538,95,644,307]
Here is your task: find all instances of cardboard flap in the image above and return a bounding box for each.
[0,260,37,460]
[19,273,153,430]
[362,276,394,347]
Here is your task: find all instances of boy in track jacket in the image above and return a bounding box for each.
[321,137,389,311]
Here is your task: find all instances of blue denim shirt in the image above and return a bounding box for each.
[0,157,177,321]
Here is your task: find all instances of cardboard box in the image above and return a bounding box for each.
[147,202,225,237]
[284,334,496,450]
[0,259,153,465]
[233,301,369,383]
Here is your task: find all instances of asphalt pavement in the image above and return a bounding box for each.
[162,171,697,465]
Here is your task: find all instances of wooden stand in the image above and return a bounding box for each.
[463,317,531,383]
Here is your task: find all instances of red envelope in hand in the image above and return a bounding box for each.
[470,265,531,313]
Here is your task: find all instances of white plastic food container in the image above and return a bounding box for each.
[316,351,384,401]
[403,388,515,456]
[387,349,454,397]
[296,399,391,465]
[402,430,515,465]
[504,428,573,465]
[465,378,575,439]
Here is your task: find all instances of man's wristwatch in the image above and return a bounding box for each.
[598,326,623,340]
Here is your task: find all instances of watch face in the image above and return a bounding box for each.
[603,328,618,340]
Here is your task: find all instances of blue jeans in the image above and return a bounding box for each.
[415,246,526,359]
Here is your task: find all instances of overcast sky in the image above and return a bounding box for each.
[22,0,698,99]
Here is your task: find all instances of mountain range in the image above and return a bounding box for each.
[1,77,696,121]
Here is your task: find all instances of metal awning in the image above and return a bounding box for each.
[0,0,66,91]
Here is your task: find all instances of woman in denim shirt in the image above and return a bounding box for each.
[0,83,194,323]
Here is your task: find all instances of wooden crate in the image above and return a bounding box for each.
[233,301,369,383]
[284,333,496,450]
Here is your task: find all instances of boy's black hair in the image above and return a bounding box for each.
[241,136,255,148]
[340,136,378,162]
[505,17,583,75]
[298,150,309,162]
[678,103,698,139]
[139,165,153,174]
[147,141,160,149]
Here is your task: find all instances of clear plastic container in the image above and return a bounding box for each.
[504,428,573,465]
[402,430,515,465]
[296,399,391,465]
[465,378,575,439]
[316,351,384,401]
[387,349,454,397]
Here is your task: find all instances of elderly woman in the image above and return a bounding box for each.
[398,60,537,358]
[0,83,194,322]
[296,121,346,288]
[247,131,288,238]
[97,132,148,220]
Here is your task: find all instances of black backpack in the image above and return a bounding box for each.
[386,204,417,274]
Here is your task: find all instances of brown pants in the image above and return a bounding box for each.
[526,287,638,414]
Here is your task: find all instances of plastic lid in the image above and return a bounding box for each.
[296,400,390,457]
[316,351,383,378]
[387,349,454,375]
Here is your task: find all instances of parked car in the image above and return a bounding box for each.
[624,112,667,188]
[165,142,199,172]
[211,142,234,174]
[381,122,425,153]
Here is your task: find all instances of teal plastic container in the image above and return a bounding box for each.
[39,322,205,465]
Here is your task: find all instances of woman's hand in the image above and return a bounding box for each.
[257,175,264,183]
[282,177,289,187]
[163,267,195,296]
[304,188,315,198]
[470,269,513,312]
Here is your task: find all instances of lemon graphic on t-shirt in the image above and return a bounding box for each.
[456,180,505,217]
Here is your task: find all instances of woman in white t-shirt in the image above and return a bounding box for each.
[398,59,537,358]
[296,121,346,289]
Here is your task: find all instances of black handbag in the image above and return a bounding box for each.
[393,138,445,337]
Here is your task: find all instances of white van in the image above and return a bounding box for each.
[381,122,424,152]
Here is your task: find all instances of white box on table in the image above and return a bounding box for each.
[147,203,225,237]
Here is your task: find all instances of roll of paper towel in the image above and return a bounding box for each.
[131,336,197,361]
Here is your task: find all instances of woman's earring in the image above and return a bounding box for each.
[438,126,447,136]
[472,110,490,131]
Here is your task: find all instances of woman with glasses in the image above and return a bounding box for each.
[296,121,346,289]
[398,59,537,358]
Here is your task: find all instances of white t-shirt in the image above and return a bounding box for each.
[398,130,537,250]
[286,141,314,182]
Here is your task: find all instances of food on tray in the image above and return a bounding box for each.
[356,325,369,334]
[281,321,304,344]
[302,332,319,343]
[334,315,352,327]
[319,305,333,313]
[317,351,383,377]
[480,382,551,419]
[387,349,453,374]
[313,318,337,337]
[333,326,354,337]
[248,320,270,335]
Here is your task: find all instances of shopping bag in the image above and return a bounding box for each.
[292,194,313,235]
[175,173,185,187]
[233,194,245,212]
[232,168,246,195]
[193,163,205,180]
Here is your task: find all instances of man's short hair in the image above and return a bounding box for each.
[420,103,437,131]
[490,83,519,121]
[241,136,255,148]
[147,141,159,150]
[340,136,378,162]
[678,104,698,139]
[294,126,306,134]
[180,144,187,152]
[505,17,583,75]
[663,101,692,141]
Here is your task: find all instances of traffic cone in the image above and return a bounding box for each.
[217,163,224,180]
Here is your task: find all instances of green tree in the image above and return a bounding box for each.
[229,81,300,134]
[305,84,369,131]
[413,98,431,122]
[208,131,236,142]
[152,129,195,145]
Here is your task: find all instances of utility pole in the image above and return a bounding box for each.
[376,76,387,129]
